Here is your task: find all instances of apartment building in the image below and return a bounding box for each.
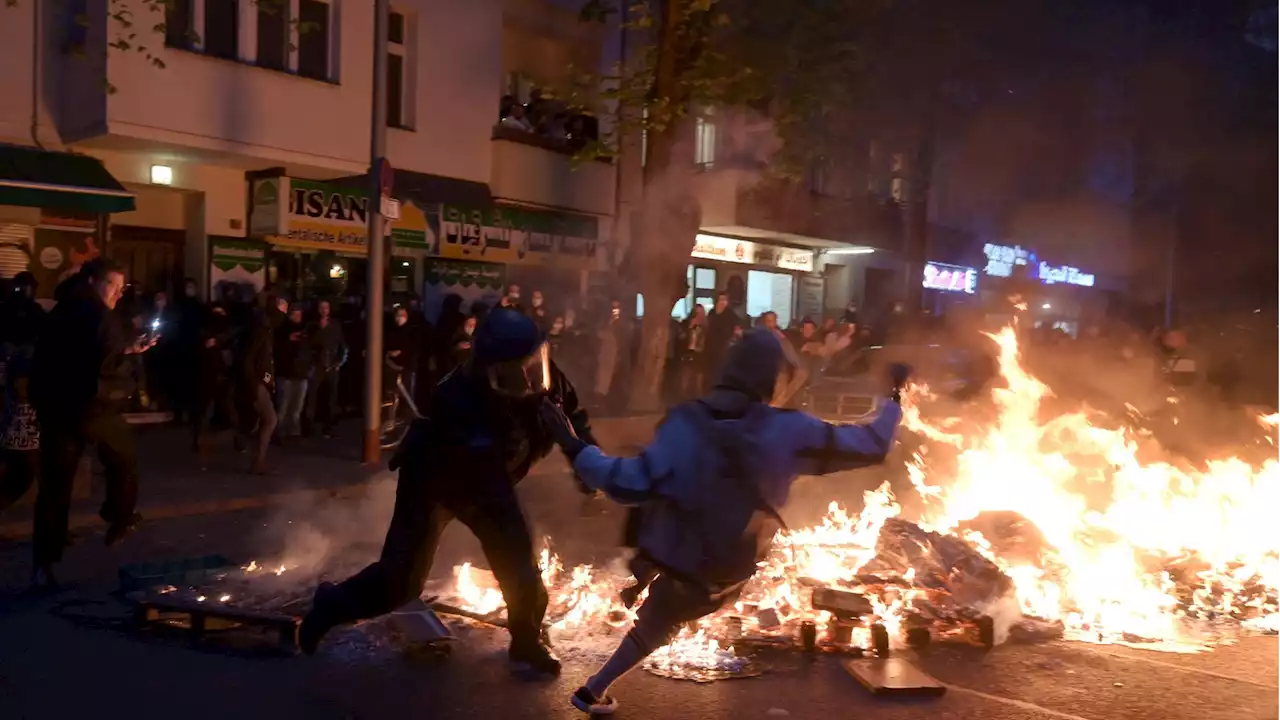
[678,109,906,326]
[0,0,623,316]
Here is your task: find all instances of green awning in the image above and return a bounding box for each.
[0,144,135,214]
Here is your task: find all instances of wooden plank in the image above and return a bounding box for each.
[844,658,947,698]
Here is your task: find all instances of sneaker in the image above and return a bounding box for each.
[104,512,142,547]
[298,582,339,656]
[570,686,617,715]
[509,639,562,678]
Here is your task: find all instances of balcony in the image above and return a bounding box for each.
[489,126,615,217]
[695,165,901,251]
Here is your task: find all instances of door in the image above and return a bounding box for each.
[109,225,184,296]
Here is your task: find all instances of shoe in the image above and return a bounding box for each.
[299,582,339,656]
[104,512,142,547]
[30,563,60,591]
[509,638,562,678]
[570,686,617,715]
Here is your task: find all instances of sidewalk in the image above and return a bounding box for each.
[0,414,660,538]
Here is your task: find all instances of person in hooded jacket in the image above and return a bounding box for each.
[539,329,908,714]
[192,303,239,464]
[235,295,284,474]
[298,308,597,678]
[0,272,46,347]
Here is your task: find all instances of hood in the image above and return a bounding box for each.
[712,329,782,403]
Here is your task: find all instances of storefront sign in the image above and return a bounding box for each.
[250,177,429,255]
[691,234,815,273]
[982,243,1035,277]
[1038,262,1095,288]
[922,261,977,294]
[438,204,599,267]
[798,274,825,321]
[210,237,267,297]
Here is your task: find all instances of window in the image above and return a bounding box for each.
[694,116,716,168]
[747,270,794,329]
[297,0,331,80]
[387,11,409,128]
[388,11,405,44]
[671,264,717,319]
[891,177,906,204]
[203,0,238,60]
[165,0,194,48]
[257,0,289,70]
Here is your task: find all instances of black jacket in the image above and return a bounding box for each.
[31,277,135,423]
[236,308,279,390]
[275,319,311,380]
[308,317,348,372]
[389,362,595,501]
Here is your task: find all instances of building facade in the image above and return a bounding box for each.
[0,0,625,318]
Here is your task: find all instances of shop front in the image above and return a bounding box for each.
[921,260,979,317]
[678,233,816,328]
[427,203,604,319]
[247,176,431,301]
[0,144,134,296]
[978,242,1103,335]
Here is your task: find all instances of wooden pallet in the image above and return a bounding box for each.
[133,592,301,654]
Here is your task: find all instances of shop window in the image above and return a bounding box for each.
[297,0,331,81]
[203,0,239,60]
[164,0,194,48]
[695,116,716,168]
[256,0,289,70]
[671,264,717,319]
[891,177,906,204]
[747,269,794,329]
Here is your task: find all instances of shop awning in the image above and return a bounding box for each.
[0,144,135,214]
[330,169,493,209]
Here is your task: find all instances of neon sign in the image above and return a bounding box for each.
[1038,262,1095,287]
[922,261,977,294]
[982,243,1034,277]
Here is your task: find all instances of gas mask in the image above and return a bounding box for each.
[484,341,551,399]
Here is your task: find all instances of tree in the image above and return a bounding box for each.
[574,0,882,411]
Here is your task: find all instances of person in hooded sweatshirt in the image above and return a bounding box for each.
[538,328,908,715]
[235,295,285,474]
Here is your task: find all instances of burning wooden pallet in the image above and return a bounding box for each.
[132,590,302,654]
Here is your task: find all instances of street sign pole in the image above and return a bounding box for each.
[362,0,390,464]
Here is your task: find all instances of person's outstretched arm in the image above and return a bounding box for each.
[540,400,681,505]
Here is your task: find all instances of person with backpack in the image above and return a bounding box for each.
[538,328,909,715]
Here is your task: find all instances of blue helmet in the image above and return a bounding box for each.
[472,308,551,397]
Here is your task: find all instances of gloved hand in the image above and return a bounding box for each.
[540,398,588,457]
[888,363,912,403]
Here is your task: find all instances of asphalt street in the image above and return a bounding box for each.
[0,469,1275,720]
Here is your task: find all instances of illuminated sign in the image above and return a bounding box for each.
[1038,262,1095,287]
[691,233,815,273]
[982,243,1034,277]
[922,261,977,294]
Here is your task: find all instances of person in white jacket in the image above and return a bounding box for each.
[539,328,909,715]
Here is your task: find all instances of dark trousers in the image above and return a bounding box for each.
[192,374,237,444]
[304,369,340,434]
[35,412,139,565]
[0,448,38,510]
[320,470,548,645]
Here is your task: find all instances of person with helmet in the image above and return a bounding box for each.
[538,328,909,714]
[298,307,597,677]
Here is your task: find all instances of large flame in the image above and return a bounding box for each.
[438,327,1277,668]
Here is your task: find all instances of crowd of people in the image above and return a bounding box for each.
[497,90,599,152]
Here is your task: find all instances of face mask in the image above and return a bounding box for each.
[186,288,197,298]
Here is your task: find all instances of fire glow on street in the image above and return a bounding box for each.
[176,328,1277,682]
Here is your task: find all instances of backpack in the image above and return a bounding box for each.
[636,401,786,595]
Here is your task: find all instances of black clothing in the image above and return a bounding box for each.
[236,308,278,391]
[385,322,420,375]
[705,309,741,380]
[306,362,594,648]
[275,319,311,380]
[32,282,135,422]
[308,317,348,372]
[35,411,138,565]
[0,296,46,345]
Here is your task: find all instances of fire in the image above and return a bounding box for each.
[435,326,1276,670]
